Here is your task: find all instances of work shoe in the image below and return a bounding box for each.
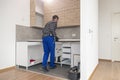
[42,67,49,72]
[49,65,57,69]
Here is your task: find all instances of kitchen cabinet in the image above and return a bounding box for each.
[16,40,80,69]
[16,42,43,69]
[30,0,44,28]
[61,42,71,66]
[71,42,80,67]
[16,41,62,69]
[61,42,80,67]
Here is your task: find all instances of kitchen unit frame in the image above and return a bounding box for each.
[16,39,80,69]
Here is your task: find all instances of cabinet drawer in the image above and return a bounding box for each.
[62,42,71,47]
[62,54,71,58]
[62,48,71,53]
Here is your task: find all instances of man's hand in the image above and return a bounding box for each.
[55,36,59,42]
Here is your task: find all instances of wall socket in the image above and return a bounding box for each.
[72,33,76,37]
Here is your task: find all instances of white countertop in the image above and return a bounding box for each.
[28,39,80,42]
[58,39,80,42]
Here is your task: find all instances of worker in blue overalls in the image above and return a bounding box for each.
[42,15,59,72]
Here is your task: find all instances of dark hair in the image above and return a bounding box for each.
[52,15,59,20]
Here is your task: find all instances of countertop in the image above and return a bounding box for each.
[27,39,80,42]
[31,25,80,29]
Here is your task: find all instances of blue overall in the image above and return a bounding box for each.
[42,36,55,68]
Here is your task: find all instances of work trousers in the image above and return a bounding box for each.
[42,36,55,67]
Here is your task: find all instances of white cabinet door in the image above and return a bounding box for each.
[16,42,28,67]
[71,42,80,54]
[71,42,80,67]
[73,54,80,66]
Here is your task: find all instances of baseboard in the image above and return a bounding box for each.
[99,59,112,62]
[88,64,99,80]
[0,66,15,73]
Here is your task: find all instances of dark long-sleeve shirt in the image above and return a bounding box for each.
[42,21,57,37]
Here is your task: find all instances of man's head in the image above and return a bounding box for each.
[52,15,59,22]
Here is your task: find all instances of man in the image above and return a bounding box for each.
[42,15,59,72]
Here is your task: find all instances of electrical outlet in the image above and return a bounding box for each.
[72,33,76,37]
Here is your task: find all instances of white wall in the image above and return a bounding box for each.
[99,0,120,60]
[0,0,30,69]
[81,0,98,80]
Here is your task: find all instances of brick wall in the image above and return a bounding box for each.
[44,0,80,27]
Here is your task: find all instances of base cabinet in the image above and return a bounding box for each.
[16,41,80,69]
[16,42,43,69]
